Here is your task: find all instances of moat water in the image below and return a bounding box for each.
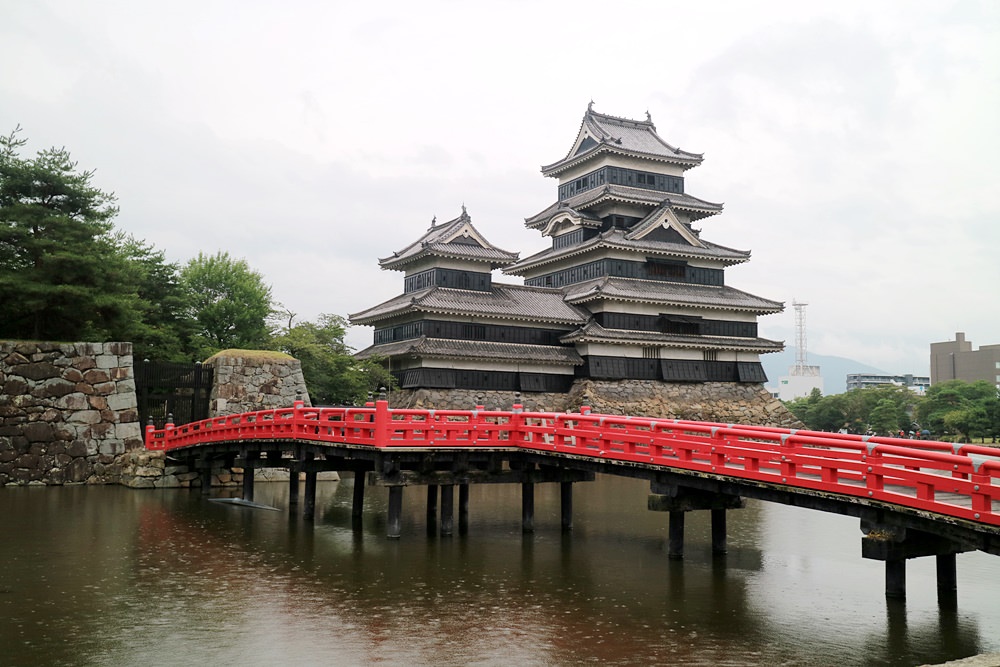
[1,475,998,666]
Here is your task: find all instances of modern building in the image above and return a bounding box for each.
[351,106,785,395]
[930,332,1000,387]
[845,373,930,394]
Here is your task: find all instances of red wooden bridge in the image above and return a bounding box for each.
[146,398,1000,601]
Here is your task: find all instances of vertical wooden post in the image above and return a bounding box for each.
[937,553,958,607]
[711,508,727,554]
[303,452,317,521]
[886,559,906,599]
[426,484,438,528]
[522,482,535,533]
[200,460,212,495]
[668,511,685,559]
[241,450,256,502]
[458,483,469,535]
[387,486,403,539]
[288,464,299,506]
[352,470,366,522]
[440,484,455,537]
[560,481,573,532]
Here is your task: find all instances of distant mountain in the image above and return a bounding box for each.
[760,348,888,395]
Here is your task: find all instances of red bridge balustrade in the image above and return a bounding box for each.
[146,399,1000,528]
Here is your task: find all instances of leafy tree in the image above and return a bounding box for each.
[269,312,393,405]
[180,251,274,359]
[0,126,137,341]
[917,380,997,439]
[110,233,195,361]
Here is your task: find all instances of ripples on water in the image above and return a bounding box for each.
[0,476,997,666]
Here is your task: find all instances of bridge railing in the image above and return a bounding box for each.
[145,400,1000,527]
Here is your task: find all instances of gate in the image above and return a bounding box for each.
[135,360,213,428]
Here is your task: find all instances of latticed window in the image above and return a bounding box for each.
[703,350,718,362]
[643,346,660,359]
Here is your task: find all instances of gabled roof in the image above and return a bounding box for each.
[379,207,519,271]
[354,336,583,365]
[541,105,705,177]
[525,185,723,229]
[505,227,750,275]
[626,203,705,246]
[559,321,784,353]
[349,282,590,326]
[561,277,784,315]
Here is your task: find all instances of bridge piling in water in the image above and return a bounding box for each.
[441,484,455,536]
[650,483,745,559]
[861,520,971,600]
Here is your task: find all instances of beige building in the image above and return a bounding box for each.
[929,332,1000,387]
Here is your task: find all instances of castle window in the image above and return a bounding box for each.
[643,347,660,359]
[704,350,718,362]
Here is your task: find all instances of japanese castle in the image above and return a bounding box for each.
[351,106,784,397]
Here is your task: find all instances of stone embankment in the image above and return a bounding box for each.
[391,379,801,428]
[0,341,143,486]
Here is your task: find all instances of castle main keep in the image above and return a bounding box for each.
[351,106,787,420]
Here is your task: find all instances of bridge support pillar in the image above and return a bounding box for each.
[387,486,403,539]
[561,481,573,532]
[302,453,317,521]
[241,451,257,502]
[352,470,366,527]
[288,464,299,506]
[711,508,727,554]
[440,484,455,537]
[522,482,535,533]
[649,484,745,559]
[426,485,438,536]
[885,559,906,599]
[861,520,970,601]
[459,484,469,535]
[199,460,212,495]
[937,553,958,608]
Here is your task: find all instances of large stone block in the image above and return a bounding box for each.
[23,422,56,442]
[10,362,60,381]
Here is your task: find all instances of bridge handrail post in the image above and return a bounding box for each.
[373,398,391,448]
[509,394,525,448]
[864,440,884,493]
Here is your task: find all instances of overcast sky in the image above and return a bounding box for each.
[2,0,998,375]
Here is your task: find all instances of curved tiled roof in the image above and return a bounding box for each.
[562,277,784,314]
[354,336,583,365]
[505,228,750,275]
[380,208,519,271]
[525,186,722,229]
[349,283,590,326]
[559,321,784,353]
[542,106,704,177]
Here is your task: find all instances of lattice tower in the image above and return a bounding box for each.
[793,300,808,372]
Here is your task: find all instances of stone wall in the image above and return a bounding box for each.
[390,379,802,428]
[0,342,143,486]
[204,349,311,416]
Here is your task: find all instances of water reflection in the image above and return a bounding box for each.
[0,476,997,666]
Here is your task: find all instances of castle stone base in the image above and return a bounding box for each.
[389,380,801,428]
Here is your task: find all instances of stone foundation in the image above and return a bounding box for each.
[389,379,801,428]
[205,349,311,415]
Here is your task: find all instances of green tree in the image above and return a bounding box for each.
[0,126,136,341]
[917,380,996,439]
[110,233,195,361]
[270,313,393,405]
[180,251,274,359]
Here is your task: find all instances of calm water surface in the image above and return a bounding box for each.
[1,475,997,666]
